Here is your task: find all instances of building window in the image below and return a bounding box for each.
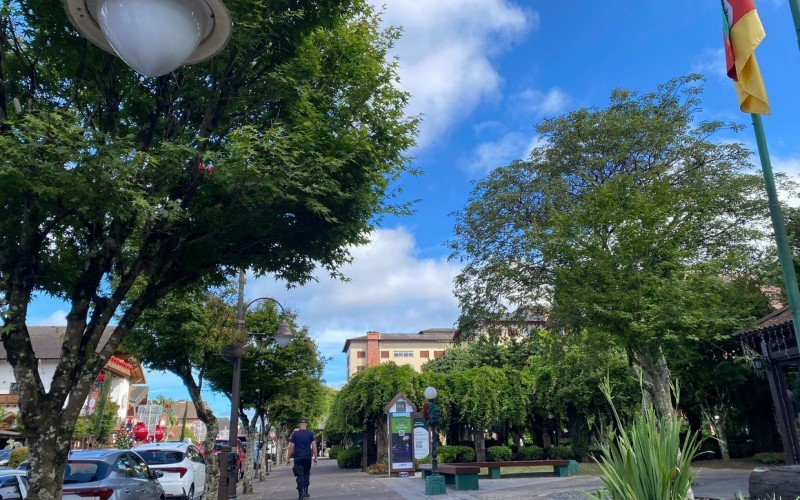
[393,351,414,358]
[434,351,445,359]
[381,351,389,359]
[357,366,365,373]
[420,351,430,358]
[357,350,365,359]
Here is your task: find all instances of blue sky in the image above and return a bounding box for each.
[27,1,800,416]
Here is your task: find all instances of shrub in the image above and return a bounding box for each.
[455,445,475,462]
[328,445,344,460]
[436,445,458,464]
[586,380,703,500]
[755,452,784,465]
[547,445,573,460]
[366,461,389,474]
[436,445,475,463]
[487,446,512,462]
[517,445,544,460]
[9,447,28,468]
[336,447,361,469]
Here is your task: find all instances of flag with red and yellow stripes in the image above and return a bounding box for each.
[722,0,770,114]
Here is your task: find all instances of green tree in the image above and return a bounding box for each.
[0,0,415,495]
[450,75,766,419]
[328,363,419,469]
[523,330,639,455]
[205,300,326,493]
[446,367,529,461]
[668,276,772,461]
[72,400,120,446]
[124,285,236,498]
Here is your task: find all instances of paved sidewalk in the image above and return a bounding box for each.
[244,458,751,499]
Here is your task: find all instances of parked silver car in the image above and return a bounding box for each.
[62,449,165,500]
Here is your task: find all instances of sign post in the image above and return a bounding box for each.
[384,393,417,477]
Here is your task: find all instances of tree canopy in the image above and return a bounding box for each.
[450,75,768,418]
[0,0,417,496]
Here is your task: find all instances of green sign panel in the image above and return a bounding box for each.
[389,413,413,470]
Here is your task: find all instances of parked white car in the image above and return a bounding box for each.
[132,442,205,500]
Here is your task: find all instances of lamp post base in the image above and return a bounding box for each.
[425,475,446,495]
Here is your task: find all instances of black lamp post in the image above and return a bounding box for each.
[217,269,293,500]
[424,386,439,475]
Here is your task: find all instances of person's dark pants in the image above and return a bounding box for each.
[293,458,312,492]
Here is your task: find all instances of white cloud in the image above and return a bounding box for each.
[374,0,535,146]
[466,131,548,175]
[692,48,726,81]
[772,154,800,207]
[466,132,530,174]
[512,87,570,117]
[248,227,461,381]
[28,309,68,325]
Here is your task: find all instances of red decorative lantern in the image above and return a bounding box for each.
[133,422,148,441]
[155,425,165,442]
[96,373,106,383]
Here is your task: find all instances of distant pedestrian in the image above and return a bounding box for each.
[286,419,318,499]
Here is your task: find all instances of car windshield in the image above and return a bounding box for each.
[136,450,184,465]
[64,461,106,484]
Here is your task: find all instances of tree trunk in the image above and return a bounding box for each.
[241,415,258,494]
[701,405,731,462]
[533,414,545,448]
[447,405,460,445]
[257,416,268,481]
[376,419,388,463]
[473,430,486,462]
[178,367,219,500]
[25,409,76,500]
[362,421,378,470]
[276,433,288,464]
[567,406,590,460]
[630,346,675,419]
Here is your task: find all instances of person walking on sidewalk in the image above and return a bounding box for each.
[286,419,318,499]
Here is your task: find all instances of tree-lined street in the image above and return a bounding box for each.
[2,0,800,499]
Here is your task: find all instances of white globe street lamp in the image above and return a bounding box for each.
[63,0,232,77]
[424,386,438,401]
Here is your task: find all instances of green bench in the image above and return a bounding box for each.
[419,459,580,490]
[418,464,480,490]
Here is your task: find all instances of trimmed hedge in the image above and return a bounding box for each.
[547,445,572,460]
[336,447,361,469]
[328,445,345,460]
[437,445,475,463]
[487,445,512,462]
[517,445,544,460]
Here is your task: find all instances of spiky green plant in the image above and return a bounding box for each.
[586,377,704,500]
